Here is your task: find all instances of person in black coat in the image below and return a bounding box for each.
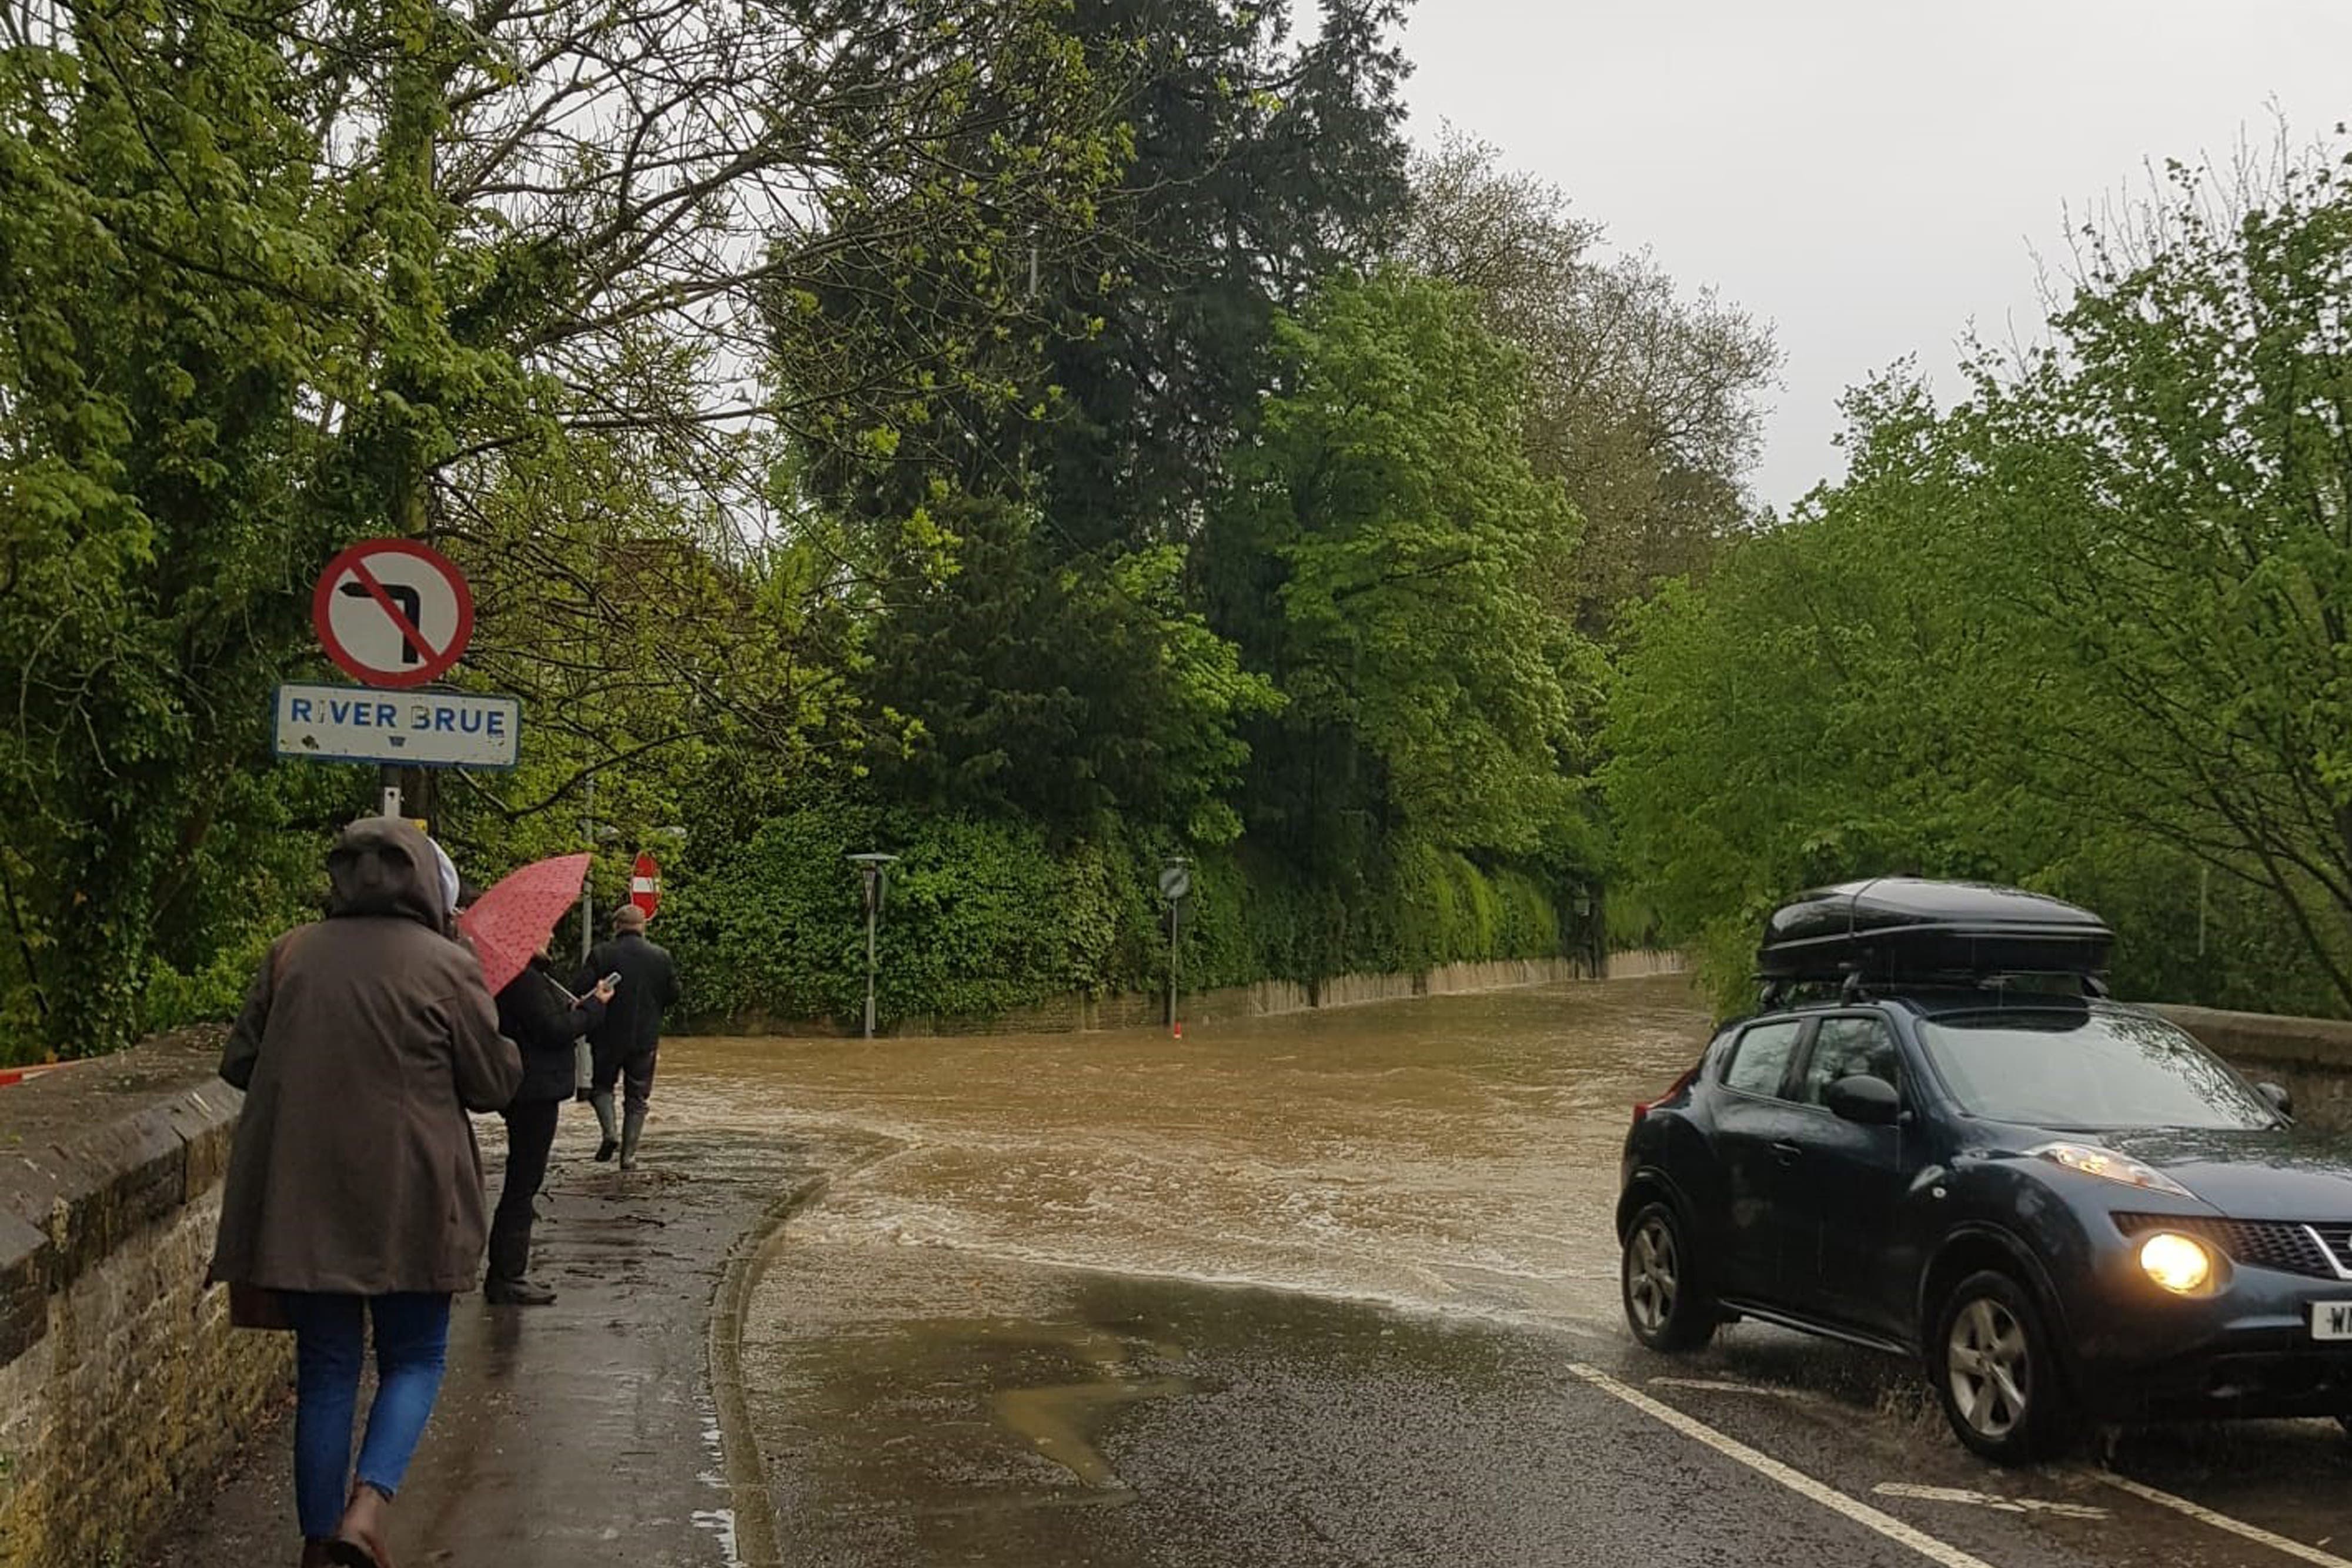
[576,904,680,1171]
[487,952,612,1305]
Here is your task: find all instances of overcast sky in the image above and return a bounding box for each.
[1394,0,2352,510]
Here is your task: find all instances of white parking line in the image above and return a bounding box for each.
[1872,1482,2109,1520]
[2089,1470,2352,1568]
[1566,1363,1996,1568]
[1649,1375,1819,1402]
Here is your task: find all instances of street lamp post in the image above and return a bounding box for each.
[846,852,899,1039]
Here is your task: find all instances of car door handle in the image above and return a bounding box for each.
[1771,1141,1803,1166]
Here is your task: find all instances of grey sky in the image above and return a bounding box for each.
[1395,0,2352,511]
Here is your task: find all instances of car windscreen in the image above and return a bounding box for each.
[1916,1009,2276,1130]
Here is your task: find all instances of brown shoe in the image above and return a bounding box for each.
[301,1541,332,1568]
[326,1483,393,1567]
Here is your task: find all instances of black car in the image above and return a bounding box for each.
[1616,878,2352,1462]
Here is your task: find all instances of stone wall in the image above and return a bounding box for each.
[0,1030,288,1568]
[2157,1004,2352,1134]
[716,952,1647,1038]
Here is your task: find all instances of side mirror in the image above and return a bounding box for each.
[2257,1082,2295,1119]
[1826,1074,1902,1126]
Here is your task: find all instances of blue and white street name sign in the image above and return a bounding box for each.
[273,683,522,771]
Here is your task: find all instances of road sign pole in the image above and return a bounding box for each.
[1158,856,1190,1034]
[580,771,595,968]
[864,884,878,1040]
[846,852,897,1041]
[379,764,402,821]
[1168,897,1181,1032]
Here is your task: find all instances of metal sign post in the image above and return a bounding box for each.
[580,772,596,968]
[847,852,899,1039]
[1158,857,1191,1034]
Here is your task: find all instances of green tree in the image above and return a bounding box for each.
[1401,131,1780,631]
[1210,270,1602,871]
[0,0,372,1051]
[771,1,1413,845]
[849,495,1277,842]
[1606,145,2352,1014]
[0,0,1122,1055]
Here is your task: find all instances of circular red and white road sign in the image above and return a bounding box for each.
[630,852,662,920]
[311,539,475,689]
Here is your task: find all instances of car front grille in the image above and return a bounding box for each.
[2114,1213,2351,1279]
[2316,1223,2352,1275]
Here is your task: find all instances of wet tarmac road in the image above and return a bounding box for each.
[659,977,2352,1568]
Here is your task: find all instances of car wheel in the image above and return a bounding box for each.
[1621,1200,1716,1352]
[1931,1269,2077,1464]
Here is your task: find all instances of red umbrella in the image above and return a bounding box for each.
[458,852,593,995]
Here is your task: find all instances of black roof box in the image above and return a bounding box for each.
[1758,878,2112,984]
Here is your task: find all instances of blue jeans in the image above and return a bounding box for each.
[282,1292,452,1540]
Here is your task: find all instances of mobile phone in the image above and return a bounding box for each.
[602,972,623,990]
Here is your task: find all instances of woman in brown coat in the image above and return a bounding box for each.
[209,818,522,1567]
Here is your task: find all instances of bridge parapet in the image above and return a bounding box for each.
[0,1030,286,1568]
[2159,1004,2352,1133]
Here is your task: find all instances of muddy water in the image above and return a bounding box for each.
[658,976,1708,1328]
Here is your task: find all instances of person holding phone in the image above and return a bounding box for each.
[486,944,616,1305]
[577,903,680,1171]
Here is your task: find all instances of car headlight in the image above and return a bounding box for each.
[2030,1141,2195,1199]
[2139,1231,2214,1294]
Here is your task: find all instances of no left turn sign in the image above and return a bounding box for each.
[312,539,476,688]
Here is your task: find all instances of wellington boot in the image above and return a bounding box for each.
[619,1106,646,1171]
[591,1090,619,1162]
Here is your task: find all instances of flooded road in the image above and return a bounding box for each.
[666,977,1698,1329]
[656,978,2352,1568]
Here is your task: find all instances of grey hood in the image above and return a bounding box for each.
[325,818,447,930]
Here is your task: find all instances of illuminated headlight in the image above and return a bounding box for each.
[2031,1141,2195,1199]
[2138,1232,2214,1295]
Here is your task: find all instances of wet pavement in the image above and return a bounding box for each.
[148,1106,873,1567]
[690,978,2352,1568]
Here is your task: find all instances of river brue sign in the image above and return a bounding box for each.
[273,683,522,770]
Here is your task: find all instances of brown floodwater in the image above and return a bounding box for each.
[657,975,1710,1330]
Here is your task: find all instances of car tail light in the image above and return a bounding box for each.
[1634,1065,1700,1126]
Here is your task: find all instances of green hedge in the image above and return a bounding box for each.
[660,798,1585,1030]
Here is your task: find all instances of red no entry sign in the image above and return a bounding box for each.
[630,852,662,919]
[312,539,475,689]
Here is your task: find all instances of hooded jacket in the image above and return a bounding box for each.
[209,818,523,1295]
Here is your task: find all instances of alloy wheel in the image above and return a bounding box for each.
[1946,1295,2032,1440]
[1626,1213,1679,1337]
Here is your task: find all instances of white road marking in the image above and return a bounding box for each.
[1566,1364,1996,1568]
[1872,1483,2109,1520]
[2089,1470,2352,1568]
[1650,1376,1819,1402]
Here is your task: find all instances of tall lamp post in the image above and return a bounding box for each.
[846,852,898,1039]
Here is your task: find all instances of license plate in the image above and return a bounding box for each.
[2314,1303,2352,1340]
